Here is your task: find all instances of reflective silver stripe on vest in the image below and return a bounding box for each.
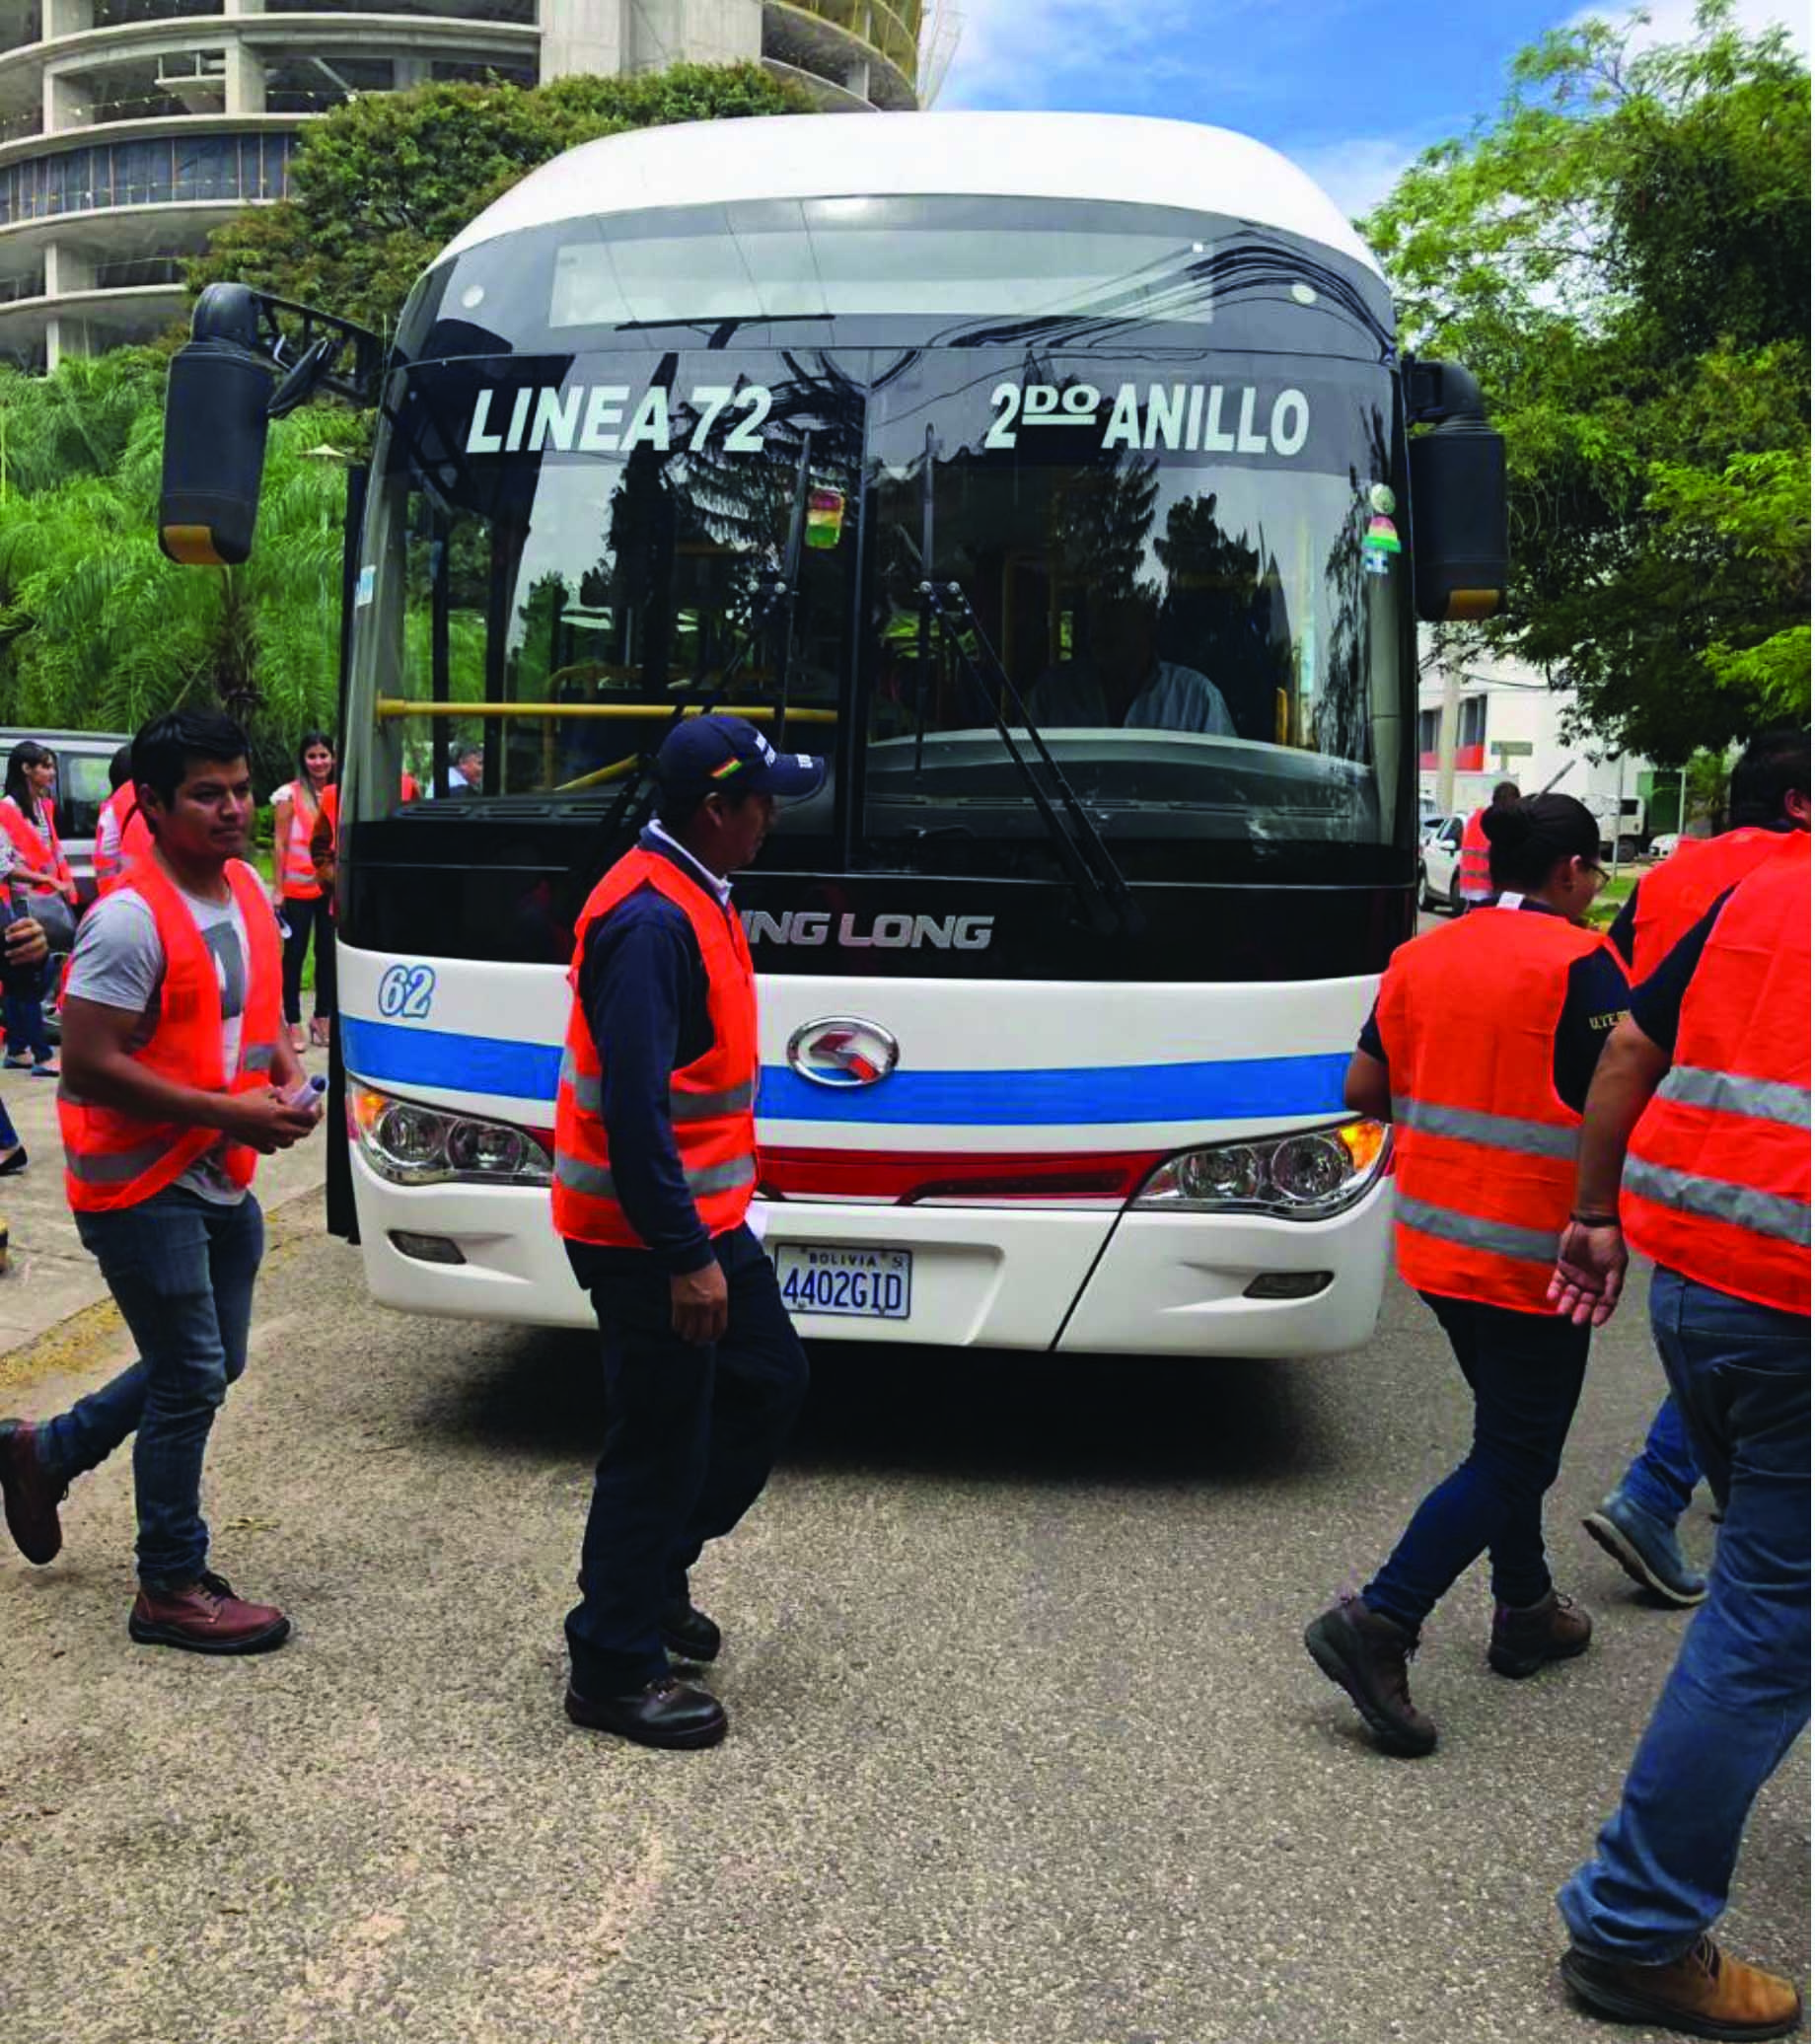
[1396,1194,1560,1265]
[1393,1096,1578,1160]
[559,1048,602,1116]
[64,1138,173,1185]
[243,1041,277,1075]
[553,1151,757,1202]
[1657,1064,1812,1132]
[560,1052,752,1125]
[1623,1157,1811,1248]
[669,1080,757,1123]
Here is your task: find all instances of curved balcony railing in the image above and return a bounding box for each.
[767,0,919,92]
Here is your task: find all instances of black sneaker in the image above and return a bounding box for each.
[1304,1596,1437,1757]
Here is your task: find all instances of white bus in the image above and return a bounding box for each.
[162,111,1506,1355]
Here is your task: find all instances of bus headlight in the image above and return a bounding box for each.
[1131,1119,1389,1219]
[352,1086,552,1188]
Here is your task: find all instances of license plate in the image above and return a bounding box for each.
[773,1244,912,1321]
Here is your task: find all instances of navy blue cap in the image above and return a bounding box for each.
[653,715,826,804]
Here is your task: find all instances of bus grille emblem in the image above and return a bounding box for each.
[787,1018,901,1089]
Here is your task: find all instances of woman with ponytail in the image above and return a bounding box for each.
[1305,793,1631,1757]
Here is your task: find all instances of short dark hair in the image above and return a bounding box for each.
[1727,726,1809,830]
[451,741,481,766]
[108,743,134,792]
[1490,780,1521,806]
[653,781,761,836]
[1483,791,1600,894]
[131,710,251,823]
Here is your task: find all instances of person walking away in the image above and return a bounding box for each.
[0,740,78,1075]
[556,715,822,1750]
[1549,837,1809,2042]
[1303,793,1626,1755]
[270,732,336,1051]
[0,906,46,1172]
[94,743,154,898]
[1457,779,1521,910]
[1583,727,1810,1609]
[0,711,322,1652]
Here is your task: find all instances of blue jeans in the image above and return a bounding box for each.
[41,1186,264,1589]
[1619,1393,1704,1527]
[3,980,50,1062]
[1364,1292,1591,1630]
[1559,1267,1810,1963]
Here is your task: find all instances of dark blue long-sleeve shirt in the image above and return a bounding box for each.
[575,828,734,1275]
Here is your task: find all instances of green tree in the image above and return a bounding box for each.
[190,63,814,338]
[0,394,361,778]
[1366,2,1810,760]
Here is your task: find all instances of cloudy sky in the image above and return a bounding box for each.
[933,0,1809,223]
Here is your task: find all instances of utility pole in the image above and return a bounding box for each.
[1434,632,1462,814]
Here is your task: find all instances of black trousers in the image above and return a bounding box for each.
[280,893,336,1026]
[564,1223,810,1694]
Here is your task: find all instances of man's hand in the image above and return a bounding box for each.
[3,916,47,969]
[222,1090,322,1154]
[1550,1220,1629,1328]
[671,1260,729,1346]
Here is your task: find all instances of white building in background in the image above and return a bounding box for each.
[0,0,932,371]
[1417,639,1677,857]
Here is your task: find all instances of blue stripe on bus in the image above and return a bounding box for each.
[340,1017,1349,1128]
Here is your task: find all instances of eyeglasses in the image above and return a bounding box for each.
[1584,862,1610,889]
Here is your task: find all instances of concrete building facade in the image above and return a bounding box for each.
[1418,640,1672,858]
[0,0,924,369]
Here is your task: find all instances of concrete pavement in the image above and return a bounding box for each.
[0,1213,1805,2044]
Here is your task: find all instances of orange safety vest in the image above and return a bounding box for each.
[1632,828,1807,980]
[0,793,71,895]
[552,846,759,1249]
[1459,806,1492,902]
[1622,851,1810,1317]
[58,854,284,1212]
[276,779,325,900]
[1378,903,1619,1312]
[94,783,153,895]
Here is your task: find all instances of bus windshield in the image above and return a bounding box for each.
[347,212,1411,882]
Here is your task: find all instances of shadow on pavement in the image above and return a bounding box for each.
[432,1329,1338,1491]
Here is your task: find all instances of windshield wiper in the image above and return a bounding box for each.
[916,578,1141,938]
[597,432,814,846]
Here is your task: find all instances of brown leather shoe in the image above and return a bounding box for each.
[1561,1935,1803,2040]
[128,1571,291,1655]
[1304,1596,1437,1757]
[0,1419,66,1565]
[1489,1587,1592,1677]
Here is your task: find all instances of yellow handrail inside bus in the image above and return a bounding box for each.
[553,755,642,794]
[375,699,837,723]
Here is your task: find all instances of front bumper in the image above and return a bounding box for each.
[350,1153,1392,1357]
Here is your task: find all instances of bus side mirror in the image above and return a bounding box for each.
[159,284,275,568]
[1404,357,1508,624]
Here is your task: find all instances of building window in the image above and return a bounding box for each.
[1459,694,1488,750]
[0,132,299,228]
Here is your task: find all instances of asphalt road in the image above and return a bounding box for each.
[0,1218,1806,2044]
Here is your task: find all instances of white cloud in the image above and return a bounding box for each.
[934,0,1226,111]
[1282,135,1424,226]
[1568,0,1809,53]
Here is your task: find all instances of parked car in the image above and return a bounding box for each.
[1646,832,1683,861]
[1419,810,1470,912]
[0,727,131,910]
[1418,797,1444,841]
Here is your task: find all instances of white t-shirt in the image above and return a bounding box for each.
[63,875,256,1204]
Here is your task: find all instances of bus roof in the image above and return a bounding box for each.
[439,110,1383,278]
